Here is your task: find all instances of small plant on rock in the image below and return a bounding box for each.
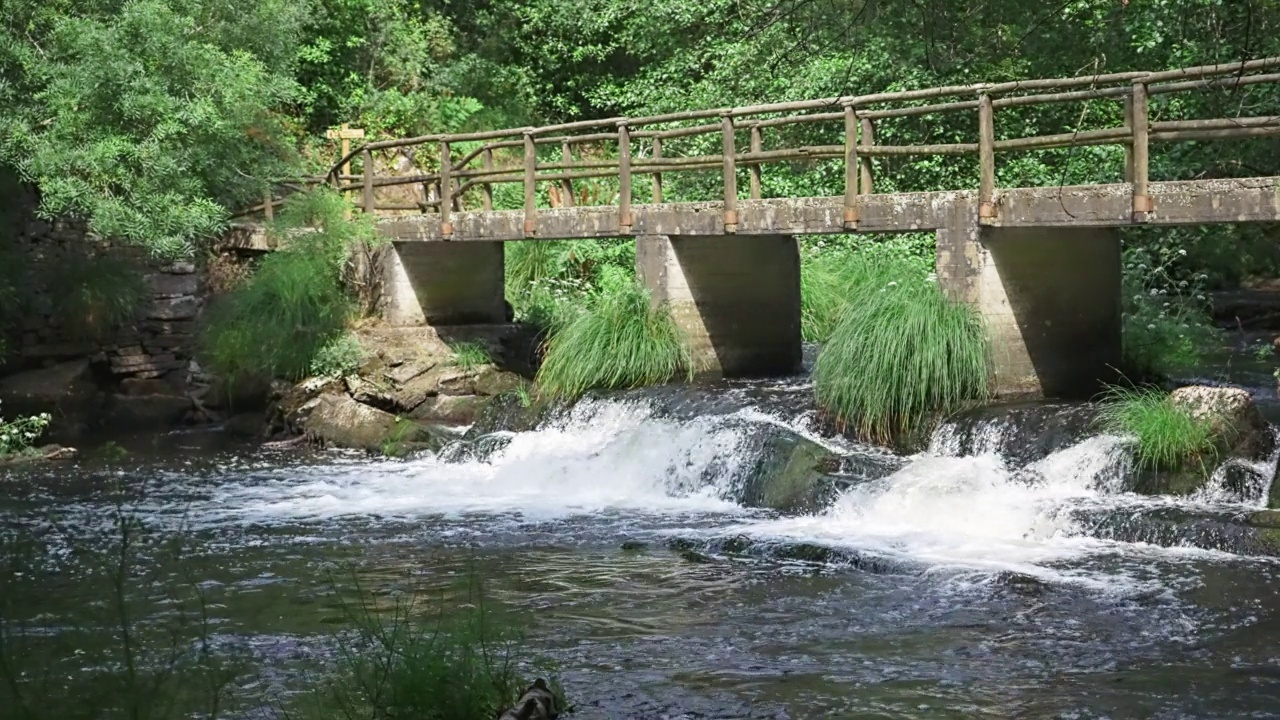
[1097,385,1220,474]
[449,341,492,370]
[309,333,364,378]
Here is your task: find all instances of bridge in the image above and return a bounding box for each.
[262,58,1280,399]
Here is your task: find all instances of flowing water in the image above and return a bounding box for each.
[3,371,1280,718]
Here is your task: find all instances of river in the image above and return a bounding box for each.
[2,362,1280,718]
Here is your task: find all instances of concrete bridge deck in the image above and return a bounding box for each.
[262,57,1280,400]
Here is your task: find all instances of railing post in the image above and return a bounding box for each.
[978,93,996,222]
[618,122,633,231]
[560,141,575,208]
[263,191,274,222]
[651,137,663,204]
[1131,81,1153,219]
[721,115,738,233]
[1123,95,1135,184]
[362,149,375,215]
[439,141,453,238]
[843,105,859,230]
[749,124,763,200]
[859,116,875,195]
[481,147,494,212]
[523,131,537,237]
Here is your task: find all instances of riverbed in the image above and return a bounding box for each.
[3,369,1280,718]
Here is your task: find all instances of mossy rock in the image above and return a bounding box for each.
[736,427,842,514]
[1131,468,1212,496]
[464,391,561,439]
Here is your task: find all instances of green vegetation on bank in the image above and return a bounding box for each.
[0,403,49,458]
[200,189,375,388]
[812,252,990,447]
[536,282,692,400]
[1097,385,1220,475]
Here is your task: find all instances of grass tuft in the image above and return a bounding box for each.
[813,255,989,447]
[1097,385,1220,473]
[449,341,492,371]
[536,282,692,399]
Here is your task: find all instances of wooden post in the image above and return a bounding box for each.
[1131,81,1153,218]
[651,137,663,204]
[978,94,996,221]
[618,123,633,231]
[721,115,738,233]
[559,141,576,208]
[362,149,375,214]
[439,141,453,238]
[859,117,875,195]
[749,125,763,200]
[263,191,274,221]
[523,132,537,237]
[481,147,494,212]
[325,123,366,214]
[1123,95,1135,184]
[843,106,858,229]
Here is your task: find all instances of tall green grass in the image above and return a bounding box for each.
[800,236,933,342]
[536,282,692,399]
[813,255,989,447]
[200,189,374,388]
[1097,385,1220,473]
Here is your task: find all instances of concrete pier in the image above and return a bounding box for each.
[938,215,1122,399]
[382,241,506,325]
[637,234,801,377]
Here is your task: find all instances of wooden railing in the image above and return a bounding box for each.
[246,57,1280,233]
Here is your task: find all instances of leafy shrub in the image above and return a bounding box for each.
[1097,385,1219,474]
[449,341,491,370]
[200,189,374,388]
[537,282,692,399]
[48,254,149,340]
[309,332,364,378]
[1121,245,1221,378]
[0,403,50,457]
[813,254,989,447]
[505,239,635,327]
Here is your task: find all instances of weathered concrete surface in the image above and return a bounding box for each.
[382,241,505,325]
[975,227,1122,398]
[637,234,801,377]
[381,177,1280,243]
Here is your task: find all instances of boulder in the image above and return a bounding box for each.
[464,392,560,439]
[408,394,488,425]
[295,394,400,451]
[734,425,844,514]
[0,359,102,418]
[473,366,523,397]
[1169,385,1273,459]
[103,394,193,430]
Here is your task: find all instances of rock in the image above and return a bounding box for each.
[296,394,400,451]
[225,412,266,439]
[436,367,478,395]
[0,359,103,423]
[464,393,560,438]
[408,394,488,425]
[1169,385,1274,459]
[146,273,199,298]
[0,444,77,467]
[103,394,192,429]
[147,297,199,320]
[735,425,844,514]
[473,366,523,397]
[119,378,176,396]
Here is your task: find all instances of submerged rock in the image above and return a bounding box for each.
[934,401,1102,466]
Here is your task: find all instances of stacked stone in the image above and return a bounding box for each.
[99,262,201,382]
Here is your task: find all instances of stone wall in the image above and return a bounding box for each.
[2,185,203,391]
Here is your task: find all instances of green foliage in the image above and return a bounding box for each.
[200,189,372,387]
[1097,385,1220,475]
[46,254,149,340]
[1121,244,1222,378]
[1,0,306,257]
[300,573,563,720]
[0,403,50,457]
[813,255,989,447]
[800,234,933,343]
[310,332,364,378]
[506,238,636,328]
[449,342,491,371]
[537,282,692,399]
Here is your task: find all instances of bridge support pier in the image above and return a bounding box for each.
[937,211,1122,399]
[637,234,802,377]
[382,241,506,325]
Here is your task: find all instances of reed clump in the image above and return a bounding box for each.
[1097,385,1220,473]
[536,282,692,399]
[812,255,990,447]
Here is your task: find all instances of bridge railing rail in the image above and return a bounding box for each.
[246,57,1280,233]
